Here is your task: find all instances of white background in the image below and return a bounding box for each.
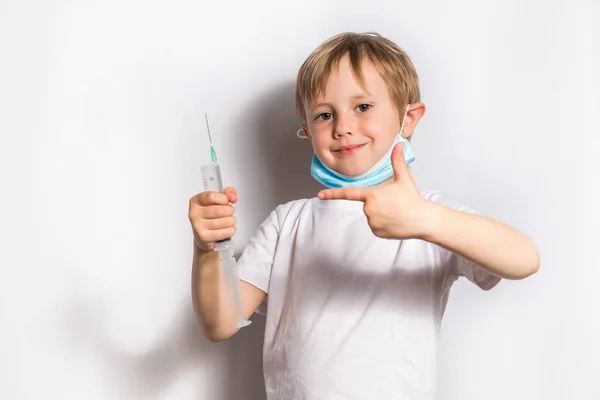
[1,0,599,399]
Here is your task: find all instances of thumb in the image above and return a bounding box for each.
[223,187,238,203]
[392,142,410,182]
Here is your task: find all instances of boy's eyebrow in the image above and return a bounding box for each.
[311,102,331,110]
[311,94,373,110]
[350,94,371,101]
[347,92,376,104]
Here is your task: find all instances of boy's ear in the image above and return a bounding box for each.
[301,125,312,140]
[401,102,426,139]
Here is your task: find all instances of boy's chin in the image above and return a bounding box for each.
[336,165,372,177]
[337,158,381,176]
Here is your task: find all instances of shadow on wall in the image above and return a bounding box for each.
[225,81,323,400]
[225,314,267,400]
[252,81,323,205]
[225,81,323,226]
[58,83,320,400]
[62,292,267,400]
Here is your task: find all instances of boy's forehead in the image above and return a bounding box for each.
[307,59,386,106]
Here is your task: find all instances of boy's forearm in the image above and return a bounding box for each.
[191,244,240,342]
[421,203,540,280]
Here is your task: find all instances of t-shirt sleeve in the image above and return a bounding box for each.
[237,207,281,314]
[435,244,501,291]
[425,190,502,291]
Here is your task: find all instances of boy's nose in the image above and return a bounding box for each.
[333,114,355,139]
[333,129,352,139]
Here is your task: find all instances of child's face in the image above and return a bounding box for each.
[302,56,402,177]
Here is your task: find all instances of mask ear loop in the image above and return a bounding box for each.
[296,128,308,139]
[399,102,434,139]
[399,104,416,170]
[400,104,410,138]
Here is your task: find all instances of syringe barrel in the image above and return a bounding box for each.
[201,162,230,244]
[200,162,224,193]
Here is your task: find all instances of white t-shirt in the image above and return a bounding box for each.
[237,189,501,400]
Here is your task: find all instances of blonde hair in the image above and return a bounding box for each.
[295,32,421,127]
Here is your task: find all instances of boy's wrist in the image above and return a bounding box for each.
[193,237,214,253]
[416,201,446,243]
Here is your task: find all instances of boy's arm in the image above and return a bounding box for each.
[191,244,266,342]
[317,143,540,281]
[422,203,540,280]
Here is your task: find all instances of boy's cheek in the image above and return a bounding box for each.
[313,148,331,164]
[311,136,331,154]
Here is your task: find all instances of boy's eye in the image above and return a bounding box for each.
[316,112,333,121]
[357,104,372,112]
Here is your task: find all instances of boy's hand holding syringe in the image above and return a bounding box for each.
[188,114,265,342]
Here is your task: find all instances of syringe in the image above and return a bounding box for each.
[200,113,252,328]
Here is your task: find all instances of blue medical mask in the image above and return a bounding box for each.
[297,105,415,189]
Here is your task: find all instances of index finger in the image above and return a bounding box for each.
[318,188,369,201]
[197,191,231,206]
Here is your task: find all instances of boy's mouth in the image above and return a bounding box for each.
[333,143,367,156]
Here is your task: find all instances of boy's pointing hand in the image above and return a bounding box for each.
[318,143,436,240]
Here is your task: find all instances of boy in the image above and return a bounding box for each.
[188,32,540,400]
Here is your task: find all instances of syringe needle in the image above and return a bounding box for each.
[204,113,218,163]
[204,113,213,144]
